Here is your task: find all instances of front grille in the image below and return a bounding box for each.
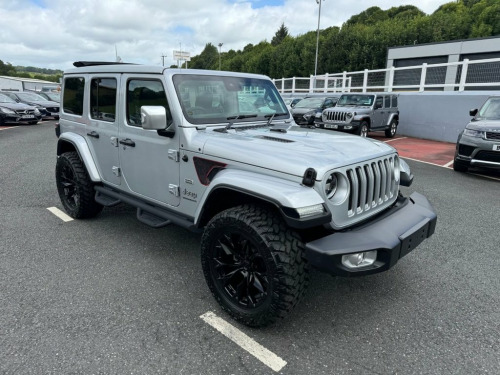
[46,107,59,112]
[345,156,397,216]
[475,150,500,163]
[324,111,347,123]
[293,115,306,124]
[14,109,35,115]
[486,132,500,140]
[458,144,475,157]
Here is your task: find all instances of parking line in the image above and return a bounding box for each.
[200,311,287,372]
[0,126,19,131]
[443,159,455,168]
[47,207,73,222]
[383,136,408,143]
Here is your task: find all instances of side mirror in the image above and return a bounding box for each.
[469,108,478,117]
[141,106,167,130]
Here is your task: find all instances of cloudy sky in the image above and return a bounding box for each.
[1,0,451,70]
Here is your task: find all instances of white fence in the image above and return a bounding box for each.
[273,57,500,94]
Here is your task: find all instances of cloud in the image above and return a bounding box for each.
[1,0,451,70]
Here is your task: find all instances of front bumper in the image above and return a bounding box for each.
[315,121,359,132]
[305,192,437,276]
[456,135,500,169]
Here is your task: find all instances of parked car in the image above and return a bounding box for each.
[453,96,500,173]
[0,93,42,125]
[283,97,302,109]
[3,91,59,119]
[316,93,399,138]
[37,91,60,102]
[291,96,339,126]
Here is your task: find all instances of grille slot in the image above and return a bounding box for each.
[475,150,500,163]
[458,144,475,157]
[325,111,347,122]
[346,156,396,217]
[486,132,500,140]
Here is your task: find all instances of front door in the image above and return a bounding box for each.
[118,75,180,207]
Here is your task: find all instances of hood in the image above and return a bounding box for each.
[328,105,371,112]
[21,99,59,108]
[0,102,37,111]
[467,119,500,132]
[201,124,395,179]
[292,106,321,115]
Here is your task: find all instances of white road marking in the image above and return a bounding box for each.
[383,136,408,143]
[443,159,455,168]
[47,207,73,222]
[401,156,450,169]
[200,311,287,372]
[0,126,19,131]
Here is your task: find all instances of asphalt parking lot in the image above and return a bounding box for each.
[1,121,499,374]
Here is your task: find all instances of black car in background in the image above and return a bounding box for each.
[291,96,339,126]
[453,96,500,173]
[0,93,42,125]
[3,91,60,119]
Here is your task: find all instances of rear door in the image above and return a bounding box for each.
[371,95,385,129]
[86,75,121,185]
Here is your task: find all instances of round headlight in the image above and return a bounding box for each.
[325,173,338,199]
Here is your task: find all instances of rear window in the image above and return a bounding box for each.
[63,77,85,116]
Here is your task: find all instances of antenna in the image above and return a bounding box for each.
[115,45,122,63]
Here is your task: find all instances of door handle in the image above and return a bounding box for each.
[87,131,99,138]
[119,138,136,147]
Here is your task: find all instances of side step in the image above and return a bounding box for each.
[137,208,171,228]
[95,191,121,207]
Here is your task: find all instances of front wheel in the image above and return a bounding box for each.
[385,119,398,138]
[55,152,103,218]
[201,204,309,327]
[357,121,369,137]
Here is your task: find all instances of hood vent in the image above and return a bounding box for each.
[257,135,294,143]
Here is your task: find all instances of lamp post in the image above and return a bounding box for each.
[314,0,324,83]
[218,43,223,70]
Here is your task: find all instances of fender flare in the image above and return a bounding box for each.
[194,168,329,227]
[387,113,399,126]
[57,133,101,182]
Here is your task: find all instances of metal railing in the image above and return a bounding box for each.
[273,58,500,94]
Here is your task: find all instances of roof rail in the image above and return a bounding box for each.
[73,61,136,67]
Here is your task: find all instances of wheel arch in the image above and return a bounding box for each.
[57,133,101,182]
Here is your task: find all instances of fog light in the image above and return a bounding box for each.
[341,250,377,269]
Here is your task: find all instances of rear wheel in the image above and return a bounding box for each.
[357,121,369,137]
[55,152,103,218]
[385,119,398,138]
[201,204,309,327]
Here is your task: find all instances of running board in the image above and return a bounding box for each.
[137,208,171,228]
[93,185,199,232]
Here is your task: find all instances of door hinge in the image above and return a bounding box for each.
[168,149,180,162]
[110,137,119,147]
[169,184,180,196]
[112,166,121,177]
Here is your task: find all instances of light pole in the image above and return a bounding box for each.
[218,43,223,70]
[314,0,324,83]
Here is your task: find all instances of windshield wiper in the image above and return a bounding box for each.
[226,114,258,120]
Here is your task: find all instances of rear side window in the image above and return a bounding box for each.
[126,79,171,127]
[90,78,117,122]
[392,95,398,107]
[63,77,85,116]
[384,96,391,108]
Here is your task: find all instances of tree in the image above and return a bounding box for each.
[271,23,289,46]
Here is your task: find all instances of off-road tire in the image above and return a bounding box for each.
[357,121,369,137]
[385,119,398,138]
[201,204,309,327]
[453,157,469,173]
[55,151,103,218]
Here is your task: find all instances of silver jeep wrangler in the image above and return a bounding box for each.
[55,62,436,327]
[315,93,399,138]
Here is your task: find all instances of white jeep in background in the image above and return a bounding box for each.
[55,62,436,327]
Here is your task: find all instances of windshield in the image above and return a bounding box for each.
[46,93,60,101]
[477,97,500,120]
[17,92,46,102]
[337,94,374,106]
[0,93,17,103]
[173,74,288,125]
[294,98,323,108]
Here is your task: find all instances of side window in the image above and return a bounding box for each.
[384,95,391,108]
[392,95,398,108]
[63,77,85,116]
[127,79,172,127]
[375,97,383,109]
[90,78,117,122]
